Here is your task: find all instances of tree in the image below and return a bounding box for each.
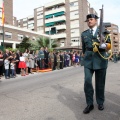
[29,36,59,51]
[19,37,31,52]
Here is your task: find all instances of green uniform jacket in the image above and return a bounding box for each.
[81,28,110,70]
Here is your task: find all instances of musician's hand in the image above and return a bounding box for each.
[99,43,106,49]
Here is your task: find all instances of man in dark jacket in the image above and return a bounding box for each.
[81,14,111,114]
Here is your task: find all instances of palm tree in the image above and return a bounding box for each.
[29,36,58,50]
[19,37,31,52]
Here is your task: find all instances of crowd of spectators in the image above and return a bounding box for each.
[0,47,81,79]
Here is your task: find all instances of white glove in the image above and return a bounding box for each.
[99,43,107,49]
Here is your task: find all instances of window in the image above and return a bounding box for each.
[70,11,79,16]
[37,19,43,26]
[70,2,74,6]
[18,34,23,40]
[71,20,79,25]
[70,2,78,7]
[5,32,12,38]
[71,28,79,34]
[71,38,79,42]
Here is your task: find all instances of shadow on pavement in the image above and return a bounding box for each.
[52,85,120,120]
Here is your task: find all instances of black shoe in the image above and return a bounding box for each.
[83,105,94,114]
[98,104,104,110]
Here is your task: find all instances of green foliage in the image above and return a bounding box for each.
[19,37,31,52]
[18,36,59,52]
[18,47,26,53]
[29,36,59,51]
[5,47,18,52]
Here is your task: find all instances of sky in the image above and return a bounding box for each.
[13,0,120,28]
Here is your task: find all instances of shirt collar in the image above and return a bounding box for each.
[92,26,97,32]
[89,26,97,35]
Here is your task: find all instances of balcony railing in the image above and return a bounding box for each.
[45,16,66,24]
[45,0,65,8]
[50,33,66,39]
[45,7,65,16]
[45,24,66,31]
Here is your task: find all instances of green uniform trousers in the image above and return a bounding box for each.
[84,67,106,105]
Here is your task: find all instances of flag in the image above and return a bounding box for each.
[2,1,5,26]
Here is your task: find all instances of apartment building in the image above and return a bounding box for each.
[0,0,49,49]
[0,24,49,49]
[42,0,94,48]
[108,24,119,53]
[18,15,35,31]
[18,0,97,48]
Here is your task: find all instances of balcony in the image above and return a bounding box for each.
[45,24,66,31]
[28,20,34,25]
[71,24,79,29]
[70,15,79,20]
[45,0,65,8]
[71,33,80,37]
[28,15,34,20]
[45,16,66,24]
[37,15,43,19]
[70,6,79,12]
[50,33,66,39]
[45,7,66,16]
[28,26,34,30]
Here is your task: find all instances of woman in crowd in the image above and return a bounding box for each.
[34,50,39,72]
[23,49,29,75]
[75,52,80,67]
[29,50,35,74]
[72,52,76,66]
[16,50,20,74]
[18,52,26,76]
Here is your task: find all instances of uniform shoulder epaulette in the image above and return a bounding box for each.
[82,29,89,34]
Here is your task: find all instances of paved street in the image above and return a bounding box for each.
[0,62,120,120]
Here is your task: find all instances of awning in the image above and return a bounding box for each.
[45,22,55,27]
[55,20,65,23]
[45,14,53,19]
[54,11,65,17]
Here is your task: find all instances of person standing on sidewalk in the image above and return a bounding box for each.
[10,59,15,78]
[38,47,45,69]
[81,14,111,114]
[4,56,10,79]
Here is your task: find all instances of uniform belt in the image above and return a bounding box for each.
[86,48,105,52]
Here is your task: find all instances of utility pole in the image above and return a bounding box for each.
[2,0,5,49]
[2,22,4,48]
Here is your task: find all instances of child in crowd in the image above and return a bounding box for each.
[18,53,26,76]
[10,59,15,78]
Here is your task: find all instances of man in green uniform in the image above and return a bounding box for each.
[56,51,60,70]
[38,47,44,69]
[81,14,111,114]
